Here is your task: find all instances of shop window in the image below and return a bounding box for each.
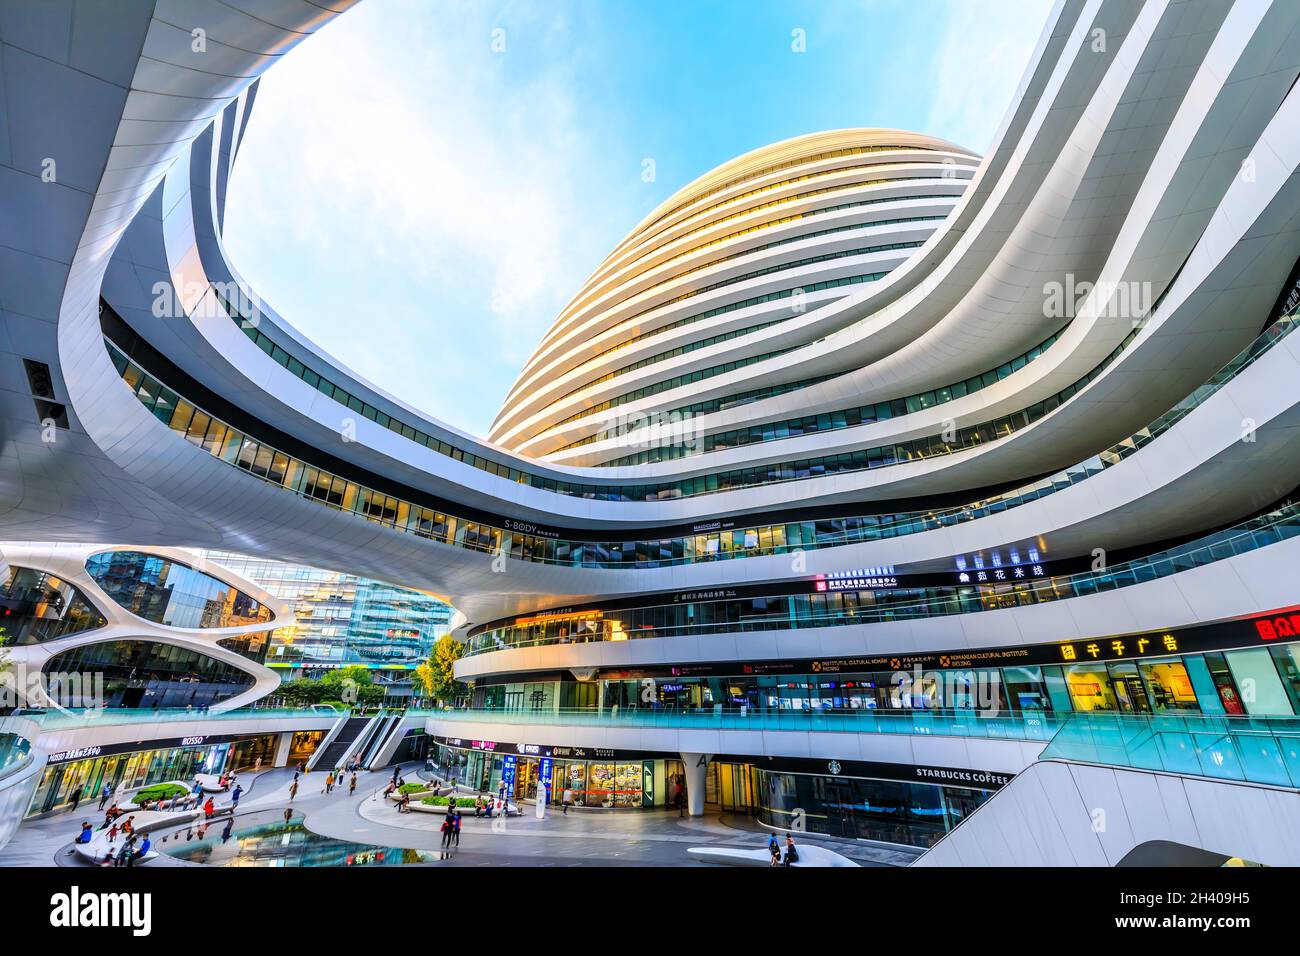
[1225,648,1295,716]
[1065,662,1119,712]
[1137,658,1199,712]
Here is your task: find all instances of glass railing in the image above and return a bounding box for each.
[107,283,1298,568]
[0,731,34,780]
[418,707,1300,787]
[27,707,338,732]
[466,496,1300,653]
[414,704,1068,742]
[1040,712,1300,788]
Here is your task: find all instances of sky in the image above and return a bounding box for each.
[224,0,1053,437]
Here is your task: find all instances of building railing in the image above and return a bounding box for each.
[417,706,1300,788]
[1039,711,1300,788]
[24,707,339,732]
[413,704,1068,740]
[0,717,39,781]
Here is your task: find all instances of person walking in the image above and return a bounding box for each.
[325,772,335,795]
[231,784,243,810]
[349,773,357,796]
[98,782,112,811]
[289,778,299,801]
[452,809,462,847]
[562,787,573,814]
[439,814,453,849]
[68,784,83,812]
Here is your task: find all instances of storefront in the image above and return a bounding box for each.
[286,730,327,765]
[749,765,992,848]
[428,737,677,809]
[26,728,327,816]
[477,619,1300,722]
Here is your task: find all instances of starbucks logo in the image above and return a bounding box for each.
[827,760,842,775]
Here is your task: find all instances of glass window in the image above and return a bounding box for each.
[1224,648,1294,715]
[85,550,275,628]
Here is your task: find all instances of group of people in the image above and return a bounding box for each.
[469,794,508,817]
[73,807,150,866]
[323,770,358,796]
[767,833,800,867]
[439,807,462,848]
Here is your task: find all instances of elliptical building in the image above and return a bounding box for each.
[3,0,1300,864]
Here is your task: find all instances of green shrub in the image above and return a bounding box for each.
[397,783,429,794]
[136,783,189,802]
[419,795,478,808]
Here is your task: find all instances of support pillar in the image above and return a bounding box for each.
[273,732,294,767]
[680,752,713,817]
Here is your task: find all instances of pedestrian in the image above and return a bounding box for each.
[349,773,357,796]
[98,782,111,810]
[68,784,83,812]
[498,780,506,803]
[439,814,453,848]
[325,772,335,794]
[253,756,263,773]
[203,796,215,819]
[562,787,573,814]
[107,822,119,843]
[289,779,299,800]
[452,809,461,846]
[231,784,243,809]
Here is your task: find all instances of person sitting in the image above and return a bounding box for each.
[768,834,781,866]
[76,821,94,844]
[783,835,799,867]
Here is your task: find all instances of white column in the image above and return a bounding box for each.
[273,732,294,767]
[680,752,713,817]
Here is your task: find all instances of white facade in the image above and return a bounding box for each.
[1,0,1300,862]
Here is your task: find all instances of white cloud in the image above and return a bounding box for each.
[225,1,618,430]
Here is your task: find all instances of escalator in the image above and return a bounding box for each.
[360,714,407,770]
[306,716,369,771]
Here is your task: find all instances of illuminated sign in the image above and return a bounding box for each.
[957,564,1046,584]
[1254,612,1300,641]
[816,567,898,591]
[1057,632,1180,662]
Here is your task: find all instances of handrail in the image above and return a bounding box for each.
[1039,711,1300,788]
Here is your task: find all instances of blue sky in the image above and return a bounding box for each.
[225,0,1052,437]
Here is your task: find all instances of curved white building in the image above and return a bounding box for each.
[1,0,1300,863]
[492,129,979,459]
[0,543,289,713]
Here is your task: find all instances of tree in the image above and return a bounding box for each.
[320,665,385,707]
[421,634,465,704]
